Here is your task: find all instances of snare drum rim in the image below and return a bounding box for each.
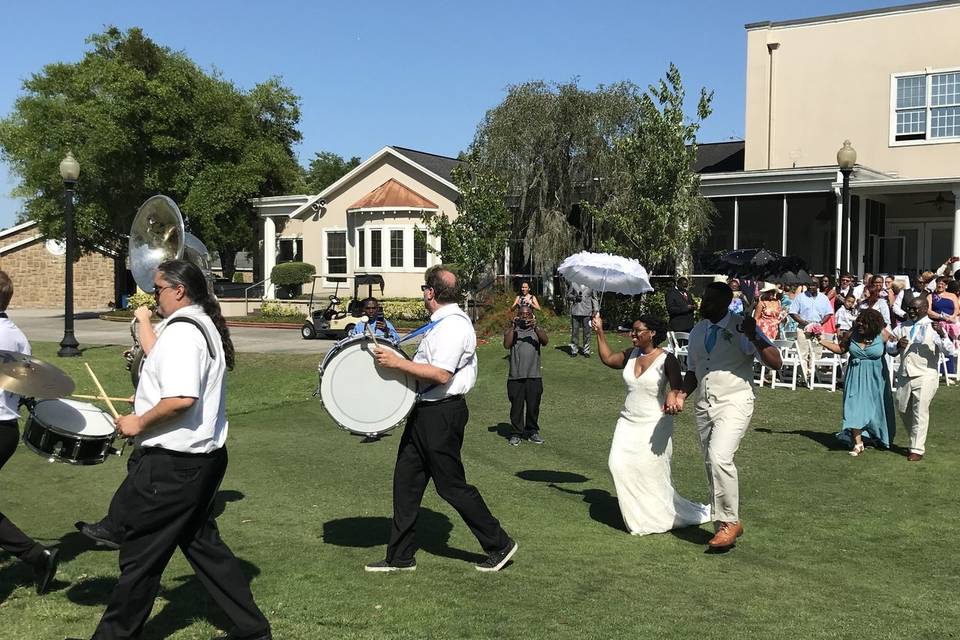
[21,418,116,465]
[28,403,117,441]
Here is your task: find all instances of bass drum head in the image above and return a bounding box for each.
[319,337,416,436]
[32,399,116,437]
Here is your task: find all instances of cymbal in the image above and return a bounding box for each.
[0,350,76,399]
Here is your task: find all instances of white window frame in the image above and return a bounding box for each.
[412,226,429,269]
[323,228,348,285]
[351,224,433,273]
[890,67,960,147]
[355,227,365,269]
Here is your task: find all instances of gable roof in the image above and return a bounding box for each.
[746,0,960,30]
[389,146,463,183]
[348,178,439,211]
[289,146,460,220]
[694,141,745,173]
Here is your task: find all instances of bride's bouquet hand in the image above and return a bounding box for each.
[663,390,685,415]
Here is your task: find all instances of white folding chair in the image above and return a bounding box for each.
[938,339,959,385]
[664,331,676,355]
[672,331,690,371]
[770,339,801,391]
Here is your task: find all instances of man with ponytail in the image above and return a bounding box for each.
[78,260,271,640]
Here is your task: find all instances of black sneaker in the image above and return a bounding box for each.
[33,547,59,595]
[475,539,517,572]
[568,344,579,357]
[508,436,521,447]
[581,349,592,358]
[526,432,544,445]
[76,520,121,550]
[364,558,416,572]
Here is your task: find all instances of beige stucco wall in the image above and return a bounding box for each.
[0,226,116,309]
[298,153,459,298]
[745,3,960,177]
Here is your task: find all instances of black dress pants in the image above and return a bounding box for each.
[386,398,510,563]
[0,419,43,564]
[92,447,269,640]
[507,378,543,436]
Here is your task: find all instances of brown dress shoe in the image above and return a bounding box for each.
[707,521,744,549]
[907,452,923,462]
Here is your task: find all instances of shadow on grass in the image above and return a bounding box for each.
[670,525,713,546]
[515,470,588,484]
[545,484,626,532]
[487,423,513,439]
[322,508,486,563]
[754,427,849,451]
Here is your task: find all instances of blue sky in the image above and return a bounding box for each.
[0,0,902,228]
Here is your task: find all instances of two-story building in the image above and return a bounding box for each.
[699,0,960,277]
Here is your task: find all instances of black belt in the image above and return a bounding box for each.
[140,446,224,459]
[416,395,464,407]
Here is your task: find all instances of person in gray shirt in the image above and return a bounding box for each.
[566,280,598,357]
[503,304,548,446]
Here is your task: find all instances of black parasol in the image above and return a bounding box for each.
[706,248,809,281]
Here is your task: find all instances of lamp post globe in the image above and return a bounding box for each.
[836,140,856,276]
[57,151,81,357]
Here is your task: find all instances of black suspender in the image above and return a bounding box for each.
[166,317,216,359]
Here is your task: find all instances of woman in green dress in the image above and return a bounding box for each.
[818,308,896,456]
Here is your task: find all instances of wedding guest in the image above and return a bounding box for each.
[789,275,834,384]
[859,275,891,328]
[666,277,697,332]
[819,309,895,457]
[887,297,956,462]
[836,273,856,309]
[503,304,548,446]
[728,278,744,314]
[511,280,541,311]
[753,283,781,341]
[820,275,837,334]
[929,277,959,374]
[566,280,597,357]
[853,272,873,301]
[835,294,858,340]
[780,284,800,338]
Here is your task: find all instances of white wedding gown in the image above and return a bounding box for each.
[608,350,712,535]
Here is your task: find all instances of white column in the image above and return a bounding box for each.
[781,195,788,254]
[733,197,739,249]
[834,186,843,275]
[845,195,853,273]
[263,215,276,299]
[504,244,511,277]
[857,197,867,277]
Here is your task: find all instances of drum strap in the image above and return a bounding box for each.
[166,317,216,359]
[0,312,6,318]
[404,314,473,397]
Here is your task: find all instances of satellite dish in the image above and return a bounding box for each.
[44,239,66,257]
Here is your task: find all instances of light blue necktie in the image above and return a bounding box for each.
[705,324,721,353]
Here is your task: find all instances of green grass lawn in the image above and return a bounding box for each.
[1,338,958,639]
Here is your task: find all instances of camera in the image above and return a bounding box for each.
[514,316,530,330]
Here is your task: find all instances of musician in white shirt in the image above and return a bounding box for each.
[0,271,58,595]
[886,296,956,462]
[82,260,271,640]
[367,265,516,573]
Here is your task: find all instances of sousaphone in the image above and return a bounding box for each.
[125,195,214,387]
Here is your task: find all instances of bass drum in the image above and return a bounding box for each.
[318,335,417,437]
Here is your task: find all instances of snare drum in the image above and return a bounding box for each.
[22,399,118,465]
[318,335,417,436]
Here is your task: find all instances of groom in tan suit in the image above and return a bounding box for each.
[667,282,782,549]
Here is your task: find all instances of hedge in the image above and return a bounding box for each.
[270,262,316,286]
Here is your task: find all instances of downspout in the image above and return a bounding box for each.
[766,42,780,170]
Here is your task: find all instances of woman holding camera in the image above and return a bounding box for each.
[510,280,541,311]
[591,314,711,535]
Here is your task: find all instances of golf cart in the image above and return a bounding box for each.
[300,274,386,340]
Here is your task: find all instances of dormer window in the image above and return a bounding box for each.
[893,70,960,143]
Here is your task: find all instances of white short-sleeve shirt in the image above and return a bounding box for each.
[0,316,30,421]
[135,305,227,453]
[415,303,477,401]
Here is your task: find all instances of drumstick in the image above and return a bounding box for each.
[361,315,380,348]
[71,394,134,403]
[84,362,120,419]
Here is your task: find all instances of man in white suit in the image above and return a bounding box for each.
[666,282,782,550]
[887,296,956,462]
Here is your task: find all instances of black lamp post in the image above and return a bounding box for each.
[837,140,857,276]
[57,151,81,357]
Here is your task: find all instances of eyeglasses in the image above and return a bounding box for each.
[420,285,433,292]
[629,328,651,336]
[153,284,173,297]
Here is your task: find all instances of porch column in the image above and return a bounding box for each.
[953,187,960,273]
[834,187,843,275]
[781,195,788,254]
[857,197,867,277]
[732,197,739,249]
[263,215,276,299]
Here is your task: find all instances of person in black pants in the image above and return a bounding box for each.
[503,303,548,446]
[73,260,270,640]
[0,271,58,595]
[665,277,697,332]
[366,265,517,573]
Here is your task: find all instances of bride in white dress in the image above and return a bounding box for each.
[592,314,711,535]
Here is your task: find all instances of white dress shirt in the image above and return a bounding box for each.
[0,316,30,421]
[415,303,477,401]
[136,305,227,453]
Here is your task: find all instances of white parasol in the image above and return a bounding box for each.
[557,251,654,301]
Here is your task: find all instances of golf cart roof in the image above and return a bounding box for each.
[354,274,385,287]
